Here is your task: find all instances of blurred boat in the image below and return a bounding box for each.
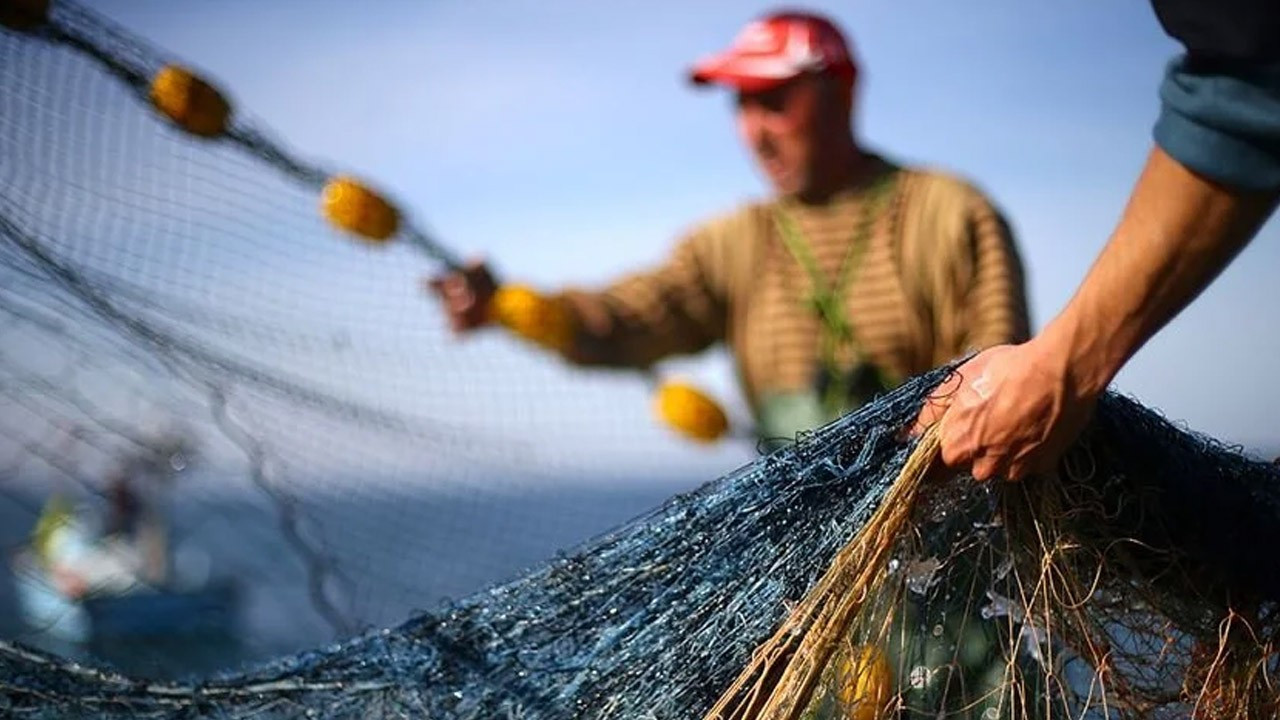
[9,434,243,677]
[12,548,239,648]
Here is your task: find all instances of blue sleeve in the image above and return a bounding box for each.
[1157,56,1280,190]
[1154,57,1280,191]
[1148,0,1280,190]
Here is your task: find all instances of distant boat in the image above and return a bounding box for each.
[10,492,242,678]
[13,549,237,634]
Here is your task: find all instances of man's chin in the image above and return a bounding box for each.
[764,174,801,198]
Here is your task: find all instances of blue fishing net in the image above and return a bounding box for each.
[3,377,1279,719]
[0,370,936,719]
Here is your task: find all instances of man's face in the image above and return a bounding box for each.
[735,74,833,197]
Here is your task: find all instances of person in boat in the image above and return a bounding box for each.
[28,465,170,601]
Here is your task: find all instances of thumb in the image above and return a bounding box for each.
[908,368,966,437]
[908,397,947,438]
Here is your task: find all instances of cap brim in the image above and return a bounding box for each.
[687,53,797,93]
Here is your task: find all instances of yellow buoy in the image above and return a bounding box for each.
[834,646,893,720]
[320,176,400,243]
[149,64,232,138]
[654,381,728,443]
[0,0,49,30]
[489,284,574,352]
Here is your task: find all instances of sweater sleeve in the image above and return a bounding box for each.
[952,192,1033,355]
[549,217,736,369]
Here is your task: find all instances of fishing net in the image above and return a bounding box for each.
[0,0,750,679]
[4,372,1280,719]
[4,2,1280,719]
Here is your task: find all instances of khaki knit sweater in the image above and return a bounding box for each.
[553,157,1031,418]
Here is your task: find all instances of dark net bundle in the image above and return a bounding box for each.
[712,393,1280,720]
[5,2,1280,719]
[4,374,1280,719]
[0,370,945,719]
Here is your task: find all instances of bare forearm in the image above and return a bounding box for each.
[1041,145,1278,396]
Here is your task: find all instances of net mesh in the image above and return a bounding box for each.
[3,2,1280,719]
[0,0,749,676]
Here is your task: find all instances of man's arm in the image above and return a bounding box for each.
[427,212,739,368]
[426,241,727,369]
[554,228,729,368]
[1042,148,1277,400]
[1060,0,1280,385]
[926,146,1277,482]
[920,1,1280,481]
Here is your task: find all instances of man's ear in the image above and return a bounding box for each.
[818,72,854,119]
[837,74,855,117]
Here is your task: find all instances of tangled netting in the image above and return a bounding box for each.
[2,375,1280,719]
[4,2,1280,719]
[0,0,751,679]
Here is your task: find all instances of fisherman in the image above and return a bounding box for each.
[429,10,1032,450]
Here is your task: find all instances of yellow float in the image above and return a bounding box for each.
[148,64,232,138]
[320,176,400,243]
[489,284,574,352]
[834,645,893,720]
[654,381,729,443]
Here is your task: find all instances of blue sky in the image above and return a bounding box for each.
[73,0,1280,456]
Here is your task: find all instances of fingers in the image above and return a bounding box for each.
[920,359,982,452]
[941,401,1027,484]
[908,366,966,437]
[937,404,986,476]
[424,258,490,294]
[929,347,1023,479]
[909,392,951,436]
[441,277,477,308]
[945,421,1049,483]
[1004,460,1032,483]
[422,277,473,327]
[939,426,972,470]
[947,437,1016,483]
[970,455,1000,483]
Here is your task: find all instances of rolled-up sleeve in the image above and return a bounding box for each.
[1154,58,1280,191]
[1150,0,1280,190]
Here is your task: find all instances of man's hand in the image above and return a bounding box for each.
[423,259,499,334]
[916,145,1280,482]
[914,341,1099,482]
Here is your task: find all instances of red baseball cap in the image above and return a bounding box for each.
[688,11,858,93]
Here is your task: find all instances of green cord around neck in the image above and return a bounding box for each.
[773,173,896,416]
